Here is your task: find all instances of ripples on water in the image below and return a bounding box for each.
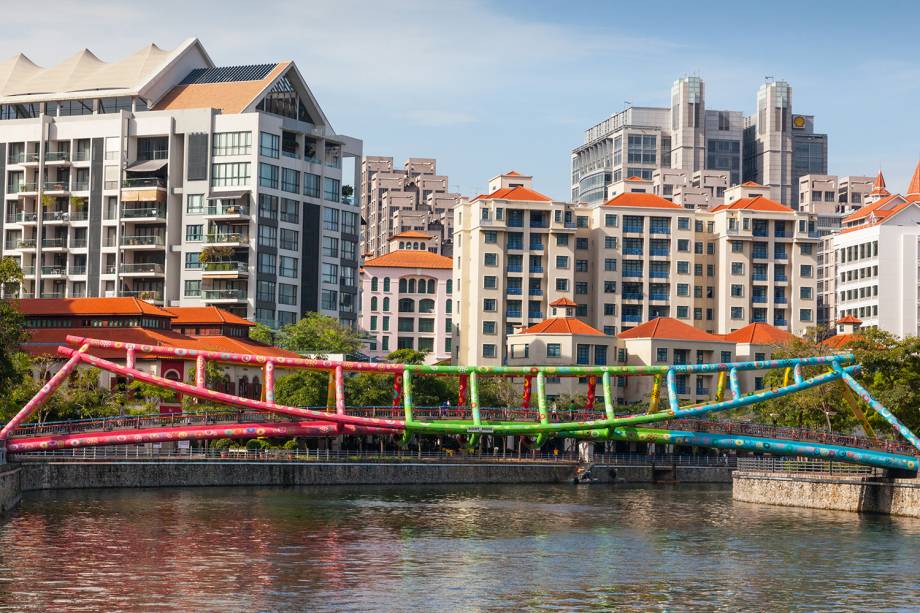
[0,483,918,612]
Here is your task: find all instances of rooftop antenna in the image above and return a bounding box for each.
[765,75,774,83]
[624,100,632,108]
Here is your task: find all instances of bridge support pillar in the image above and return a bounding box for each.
[264,361,275,405]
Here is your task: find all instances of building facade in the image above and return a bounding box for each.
[0,39,361,329]
[359,249,453,363]
[572,77,825,208]
[360,156,458,258]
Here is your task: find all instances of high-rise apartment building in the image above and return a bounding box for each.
[360,156,459,258]
[0,39,361,329]
[454,171,819,366]
[572,77,825,208]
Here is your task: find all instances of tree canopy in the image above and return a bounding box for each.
[276,312,362,355]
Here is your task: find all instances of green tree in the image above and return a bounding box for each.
[847,328,920,434]
[275,370,329,408]
[0,257,27,400]
[249,322,274,345]
[276,312,362,355]
[386,348,427,365]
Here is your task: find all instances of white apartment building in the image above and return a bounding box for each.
[573,77,826,207]
[360,156,459,258]
[0,39,361,329]
[455,171,818,366]
[832,162,920,337]
[359,249,453,363]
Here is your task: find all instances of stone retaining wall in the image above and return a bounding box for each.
[0,467,21,514]
[732,471,920,517]
[593,465,733,483]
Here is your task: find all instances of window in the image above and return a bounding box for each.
[323,177,340,202]
[731,306,744,320]
[322,207,340,232]
[677,283,689,297]
[185,224,203,242]
[258,225,277,248]
[800,286,813,300]
[556,279,568,291]
[184,252,201,269]
[575,259,589,272]
[257,280,276,302]
[259,162,279,189]
[604,236,617,249]
[677,261,689,274]
[800,308,813,322]
[280,228,299,251]
[184,280,201,297]
[482,321,497,335]
[677,217,690,230]
[576,237,589,250]
[260,132,280,158]
[731,262,744,275]
[342,239,357,260]
[556,235,569,246]
[483,298,497,312]
[800,243,814,255]
[281,167,299,193]
[213,132,251,156]
[731,284,743,297]
[259,194,278,220]
[211,162,250,187]
[547,343,561,357]
[484,231,497,244]
[604,258,617,272]
[278,283,297,305]
[555,255,569,269]
[677,239,690,252]
[257,253,276,275]
[731,240,743,253]
[677,306,689,318]
[322,236,338,258]
[186,194,204,214]
[656,348,668,363]
[303,173,321,198]
[484,276,497,289]
[605,214,618,227]
[576,282,588,295]
[321,289,337,310]
[280,256,298,278]
[482,344,496,358]
[278,311,296,327]
[800,264,813,278]
[280,198,299,224]
[484,253,497,266]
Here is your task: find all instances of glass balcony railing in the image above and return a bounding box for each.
[10,152,39,164]
[206,233,249,244]
[202,261,248,273]
[774,319,788,327]
[20,266,35,275]
[123,177,166,188]
[42,181,69,191]
[121,235,165,247]
[774,251,788,260]
[121,206,167,219]
[505,310,522,319]
[623,292,643,300]
[206,203,250,216]
[752,296,767,303]
[774,296,788,304]
[528,288,543,296]
[43,210,71,222]
[623,247,643,256]
[41,238,66,248]
[70,265,86,275]
[507,287,522,295]
[649,249,669,257]
[203,289,246,301]
[70,238,87,249]
[41,266,66,276]
[71,181,89,191]
[529,242,544,251]
[774,274,788,282]
[622,270,643,278]
[45,151,70,162]
[527,311,543,319]
[752,251,769,259]
[506,241,523,250]
[752,228,769,237]
[649,293,669,301]
[16,239,37,249]
[40,292,64,299]
[120,263,164,274]
[529,266,544,274]
[72,151,90,162]
[506,264,522,273]
[752,273,768,281]
[649,270,669,279]
[622,313,642,323]
[6,212,37,223]
[9,182,38,193]
[623,224,643,233]
[121,290,164,302]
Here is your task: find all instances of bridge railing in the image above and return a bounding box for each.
[736,457,879,476]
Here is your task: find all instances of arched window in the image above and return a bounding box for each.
[239,376,250,398]
[446,279,452,294]
[399,298,415,313]
[383,278,390,292]
[414,242,420,250]
[427,279,435,294]
[399,242,405,249]
[399,278,407,293]
[446,299,452,314]
[371,277,378,291]
[371,296,378,311]
[408,279,416,293]
[383,297,390,311]
[419,298,435,313]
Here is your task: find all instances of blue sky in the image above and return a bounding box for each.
[3,0,918,199]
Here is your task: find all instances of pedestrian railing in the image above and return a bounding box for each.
[736,457,878,475]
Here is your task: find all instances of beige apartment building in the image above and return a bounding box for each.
[360,156,459,258]
[455,171,819,366]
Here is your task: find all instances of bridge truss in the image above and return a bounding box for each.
[2,335,918,473]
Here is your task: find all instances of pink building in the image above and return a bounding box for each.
[360,250,453,363]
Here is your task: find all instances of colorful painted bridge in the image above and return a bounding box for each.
[2,335,919,474]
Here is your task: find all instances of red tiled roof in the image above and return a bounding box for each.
[163,306,253,327]
[604,192,683,209]
[721,322,792,345]
[842,194,906,224]
[870,170,889,195]
[821,333,857,349]
[549,297,577,307]
[505,170,522,176]
[908,160,920,196]
[160,335,299,359]
[15,297,174,318]
[521,318,603,336]
[473,185,552,202]
[741,181,762,187]
[710,196,794,213]
[392,230,433,239]
[836,315,862,324]
[625,176,648,182]
[617,318,724,342]
[363,249,452,269]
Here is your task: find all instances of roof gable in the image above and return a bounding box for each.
[154,61,290,114]
[473,185,553,203]
[617,317,724,342]
[521,318,603,336]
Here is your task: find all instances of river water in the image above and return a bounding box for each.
[0,483,918,612]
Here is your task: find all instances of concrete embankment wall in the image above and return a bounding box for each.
[18,461,578,491]
[732,471,920,517]
[0,467,21,513]
[593,464,733,483]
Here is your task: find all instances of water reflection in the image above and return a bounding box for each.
[0,484,917,611]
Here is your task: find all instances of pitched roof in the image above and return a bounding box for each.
[363,249,452,269]
[842,194,906,225]
[15,297,174,318]
[472,185,553,202]
[821,333,857,350]
[163,306,254,327]
[505,170,522,176]
[549,297,577,307]
[625,176,649,182]
[521,318,603,335]
[721,322,792,345]
[836,315,862,324]
[604,192,684,209]
[741,181,763,187]
[907,160,920,196]
[153,61,289,113]
[617,317,724,342]
[391,230,433,239]
[710,196,794,213]
[870,170,889,195]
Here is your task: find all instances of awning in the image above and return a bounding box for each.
[207,191,250,201]
[126,159,168,173]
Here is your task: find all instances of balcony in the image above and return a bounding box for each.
[10,182,38,194]
[752,227,769,237]
[42,210,71,223]
[649,293,669,301]
[649,270,669,279]
[205,203,250,218]
[41,238,67,249]
[774,319,788,327]
[528,288,543,296]
[623,247,643,256]
[120,263,165,275]
[752,272,768,281]
[528,266,544,274]
[527,311,543,320]
[506,241,523,250]
[774,251,788,260]
[203,289,247,302]
[623,224,644,234]
[121,206,167,220]
[202,261,249,277]
[752,251,769,260]
[123,177,165,189]
[622,270,643,278]
[121,235,165,248]
[21,266,35,276]
[40,292,65,299]
[10,152,39,165]
[774,296,788,304]
[752,296,767,304]
[695,387,710,396]
[506,264,522,273]
[622,313,642,323]
[505,310,522,319]
[71,180,89,191]
[121,290,164,304]
[649,249,669,257]
[205,232,249,246]
[72,151,90,162]
[507,287,522,295]
[6,212,37,224]
[70,265,87,275]
[623,292,643,301]
[529,241,544,251]
[45,151,70,163]
[70,238,88,249]
[42,181,69,193]
[15,239,37,249]
[774,274,788,282]
[41,265,66,277]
